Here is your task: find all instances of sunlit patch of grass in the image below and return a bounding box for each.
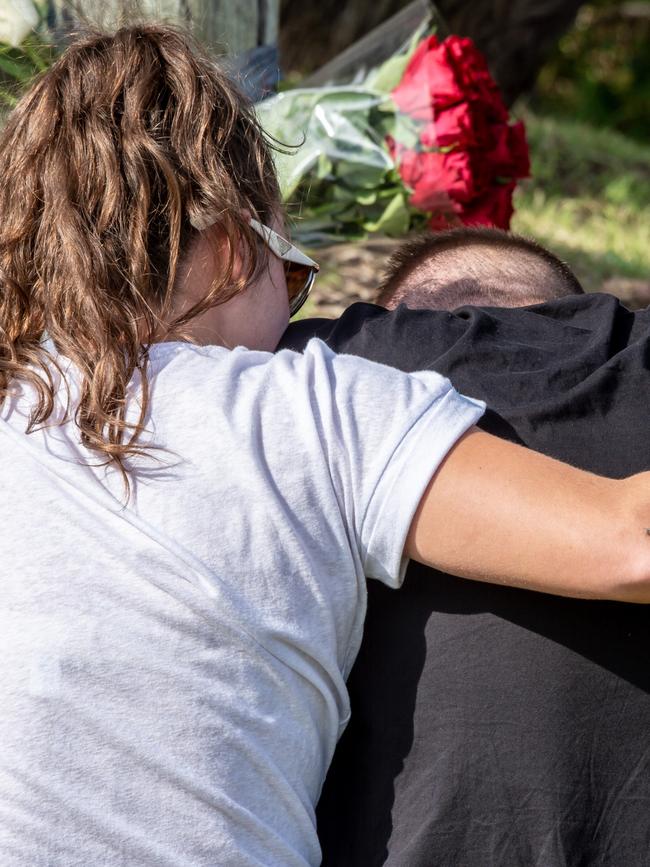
[289,298,318,321]
[512,113,650,291]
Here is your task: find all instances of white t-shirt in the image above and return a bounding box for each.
[0,338,484,866]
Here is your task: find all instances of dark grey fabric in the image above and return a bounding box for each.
[280,293,650,867]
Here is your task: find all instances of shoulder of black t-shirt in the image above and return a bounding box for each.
[280,293,649,366]
[280,293,650,477]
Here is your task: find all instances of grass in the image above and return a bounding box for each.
[511,112,650,292]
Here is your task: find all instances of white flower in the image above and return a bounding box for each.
[0,0,39,48]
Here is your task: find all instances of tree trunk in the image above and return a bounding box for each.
[46,0,279,56]
[437,0,585,105]
[46,0,280,97]
[280,0,585,106]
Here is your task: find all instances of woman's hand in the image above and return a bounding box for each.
[406,428,650,602]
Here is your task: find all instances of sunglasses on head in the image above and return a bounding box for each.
[249,219,319,317]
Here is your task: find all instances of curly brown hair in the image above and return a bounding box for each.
[0,24,281,492]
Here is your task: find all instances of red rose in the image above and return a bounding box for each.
[419,122,437,149]
[388,34,529,231]
[420,101,492,149]
[397,150,455,211]
[397,148,490,211]
[391,35,462,122]
[385,133,399,162]
[428,211,463,231]
[459,182,516,230]
[392,35,509,123]
[485,121,530,178]
[396,147,420,188]
[445,37,508,121]
[506,120,530,177]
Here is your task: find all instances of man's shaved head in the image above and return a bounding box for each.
[376,227,584,311]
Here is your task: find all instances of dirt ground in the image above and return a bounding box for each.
[308,238,650,318]
[306,238,400,318]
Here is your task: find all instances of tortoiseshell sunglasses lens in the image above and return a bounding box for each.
[285,262,316,315]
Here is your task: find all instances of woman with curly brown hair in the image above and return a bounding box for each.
[0,24,648,866]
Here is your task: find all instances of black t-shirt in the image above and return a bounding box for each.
[280,293,650,867]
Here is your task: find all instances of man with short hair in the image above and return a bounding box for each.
[376,227,583,310]
[280,228,650,867]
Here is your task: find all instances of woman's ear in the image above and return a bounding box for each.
[173,226,229,310]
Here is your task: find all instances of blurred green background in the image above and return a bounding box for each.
[516,0,649,298]
[534,0,650,142]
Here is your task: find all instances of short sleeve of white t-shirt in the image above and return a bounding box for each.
[225,338,486,588]
[0,337,485,867]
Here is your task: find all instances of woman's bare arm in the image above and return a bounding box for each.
[406,428,650,602]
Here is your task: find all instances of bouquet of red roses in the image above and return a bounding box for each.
[389,34,530,230]
[257,19,530,243]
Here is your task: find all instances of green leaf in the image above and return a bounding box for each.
[357,190,378,205]
[330,184,359,202]
[0,88,17,106]
[0,49,34,82]
[335,161,387,189]
[366,54,411,94]
[363,192,410,236]
[390,108,421,149]
[21,38,53,73]
[315,154,333,179]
